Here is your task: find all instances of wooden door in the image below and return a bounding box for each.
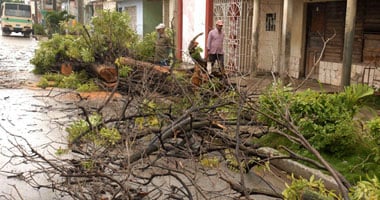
[305,2,346,78]
[305,3,325,78]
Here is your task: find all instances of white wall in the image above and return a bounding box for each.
[169,0,175,25]
[117,0,143,36]
[182,0,206,63]
[103,2,116,11]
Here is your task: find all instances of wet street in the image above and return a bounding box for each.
[0,32,73,199]
[0,32,40,88]
[0,32,287,200]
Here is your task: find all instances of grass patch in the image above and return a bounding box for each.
[254,131,380,184]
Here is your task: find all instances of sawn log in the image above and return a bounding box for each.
[119,57,170,74]
[89,57,170,83]
[90,63,118,83]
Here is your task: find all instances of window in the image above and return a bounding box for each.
[266,13,276,31]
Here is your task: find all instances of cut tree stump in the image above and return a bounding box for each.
[90,63,118,83]
[61,63,73,75]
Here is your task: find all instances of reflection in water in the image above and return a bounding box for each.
[0,34,38,71]
[0,33,40,88]
[0,32,74,199]
[0,89,75,199]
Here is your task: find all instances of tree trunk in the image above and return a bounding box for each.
[119,57,170,74]
[90,64,118,83]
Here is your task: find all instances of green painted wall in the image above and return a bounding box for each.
[142,0,162,35]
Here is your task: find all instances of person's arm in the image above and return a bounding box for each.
[166,36,172,48]
[207,31,212,51]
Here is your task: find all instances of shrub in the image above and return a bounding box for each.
[31,34,83,74]
[258,84,374,157]
[366,117,380,142]
[132,32,156,62]
[350,175,380,200]
[57,71,88,89]
[283,175,341,200]
[132,28,174,62]
[76,81,99,92]
[33,23,46,36]
[118,65,133,78]
[89,10,138,62]
[66,113,121,146]
[44,10,75,37]
[365,117,380,162]
[31,10,138,74]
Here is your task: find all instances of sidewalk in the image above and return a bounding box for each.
[179,62,342,94]
[227,74,343,94]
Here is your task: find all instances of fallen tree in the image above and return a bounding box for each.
[4,66,372,200]
[19,10,379,200]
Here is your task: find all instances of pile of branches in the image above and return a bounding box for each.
[3,32,354,199]
[1,64,287,200]
[114,57,191,96]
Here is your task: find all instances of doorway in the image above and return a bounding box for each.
[257,0,282,73]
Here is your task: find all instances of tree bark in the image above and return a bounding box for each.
[90,63,118,83]
[119,57,170,74]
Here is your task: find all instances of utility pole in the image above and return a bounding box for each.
[34,0,38,23]
[341,0,357,86]
[280,0,293,83]
[77,0,83,24]
[251,0,260,77]
[53,0,56,11]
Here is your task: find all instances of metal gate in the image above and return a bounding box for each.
[213,0,253,75]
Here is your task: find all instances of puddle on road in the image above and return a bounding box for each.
[0,32,78,199]
[0,34,40,89]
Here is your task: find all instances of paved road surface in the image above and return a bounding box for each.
[0,32,74,199]
[0,31,286,200]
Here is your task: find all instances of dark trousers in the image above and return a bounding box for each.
[208,54,224,73]
[155,59,169,66]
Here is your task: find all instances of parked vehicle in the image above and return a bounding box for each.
[0,2,33,36]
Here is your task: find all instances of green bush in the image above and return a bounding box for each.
[36,72,99,92]
[366,117,380,142]
[33,23,46,36]
[31,34,84,74]
[31,10,138,74]
[364,117,380,163]
[76,81,99,92]
[36,77,49,89]
[132,28,174,62]
[57,71,88,89]
[66,113,102,143]
[90,10,138,62]
[66,113,121,146]
[284,174,380,200]
[45,10,75,37]
[350,175,380,200]
[258,84,374,157]
[132,32,157,62]
[283,175,341,200]
[118,65,133,78]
